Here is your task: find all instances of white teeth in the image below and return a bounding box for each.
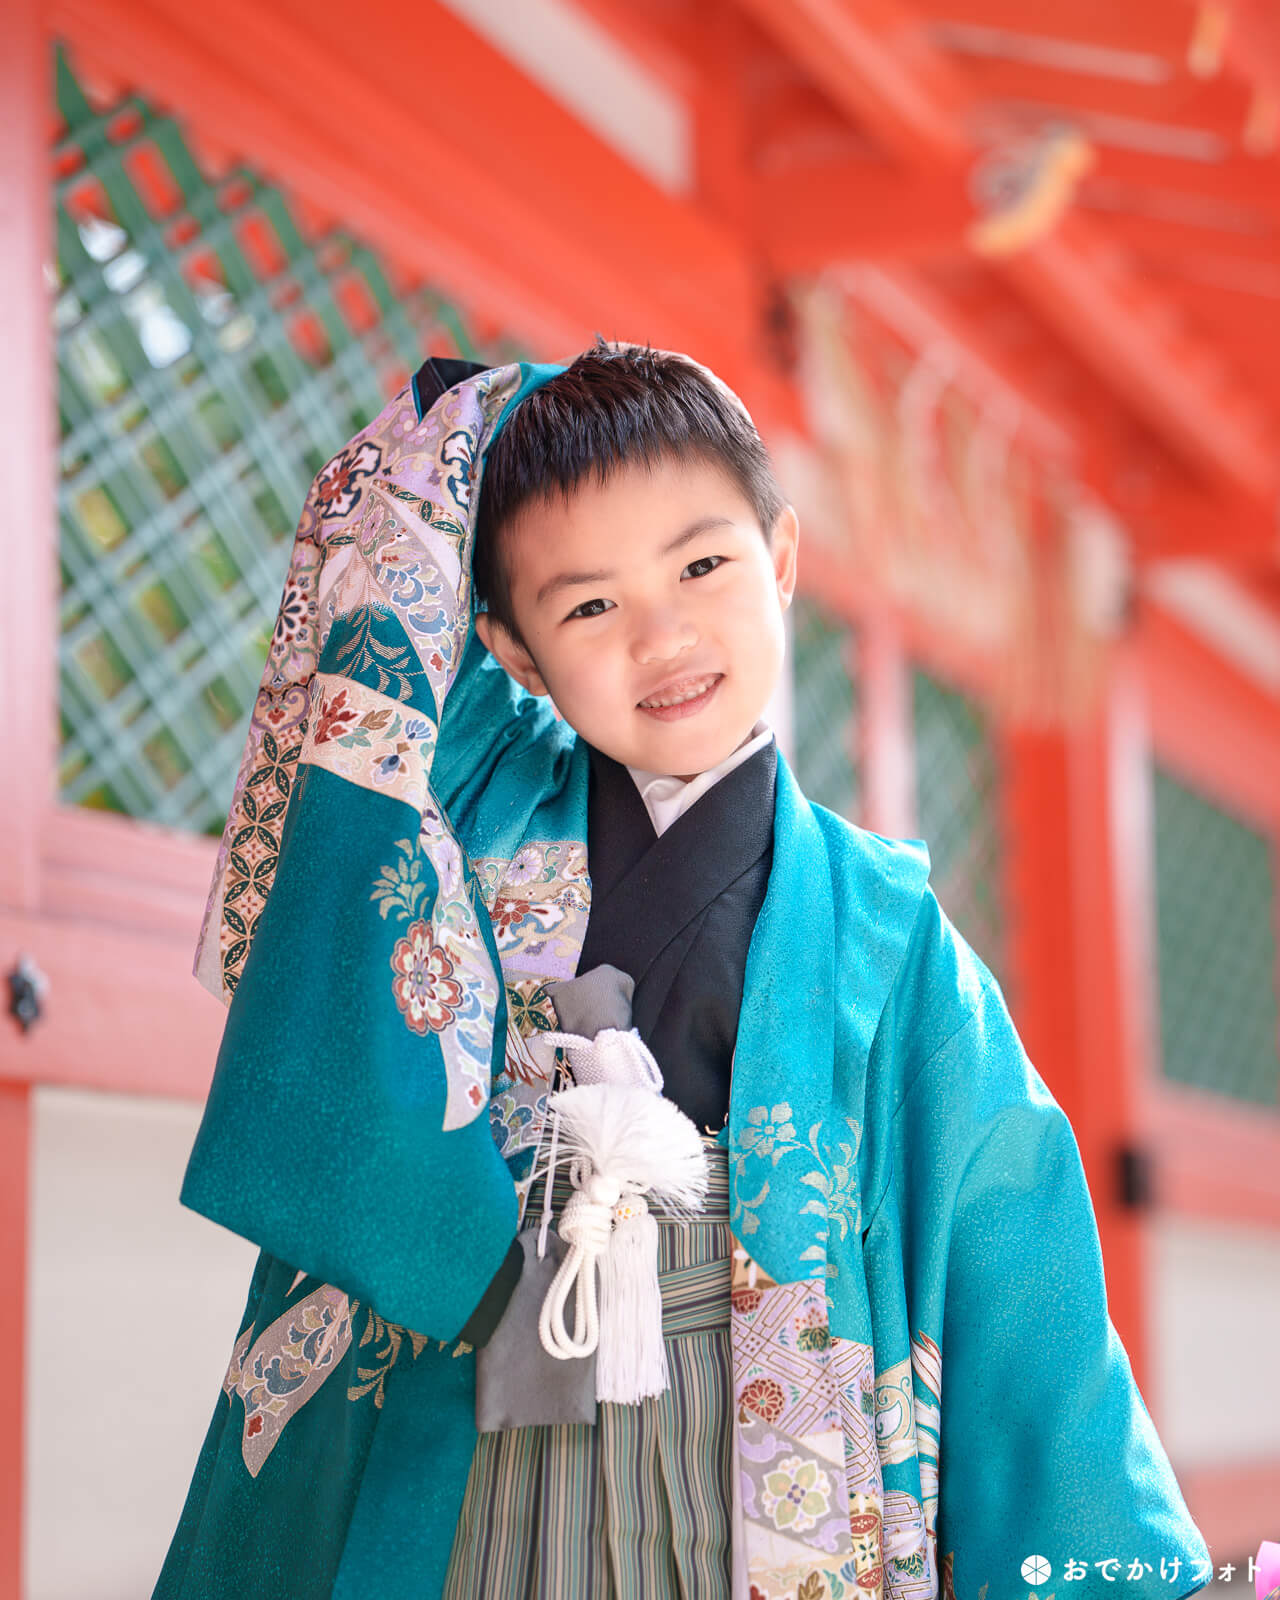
[639,677,716,709]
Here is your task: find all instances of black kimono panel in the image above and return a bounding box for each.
[577,737,777,1137]
[459,736,777,1346]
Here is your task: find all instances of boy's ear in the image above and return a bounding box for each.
[474,612,550,697]
[771,504,800,611]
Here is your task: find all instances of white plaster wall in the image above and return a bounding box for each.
[1149,1211,1280,1465]
[25,1086,259,1600]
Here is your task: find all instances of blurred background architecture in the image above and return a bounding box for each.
[2,0,1279,1594]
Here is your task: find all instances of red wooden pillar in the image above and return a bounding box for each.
[1000,636,1153,1393]
[0,0,55,1592]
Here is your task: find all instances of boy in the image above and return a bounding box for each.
[158,342,1210,1600]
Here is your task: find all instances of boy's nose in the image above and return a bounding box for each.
[630,609,698,664]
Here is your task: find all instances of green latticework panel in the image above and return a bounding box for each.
[913,668,1005,986]
[52,43,528,834]
[791,596,858,819]
[1152,766,1279,1106]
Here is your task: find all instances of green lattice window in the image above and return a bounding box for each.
[52,42,528,835]
[913,668,1004,986]
[791,596,858,819]
[1152,766,1280,1106]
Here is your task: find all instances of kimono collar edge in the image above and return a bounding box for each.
[728,752,932,1284]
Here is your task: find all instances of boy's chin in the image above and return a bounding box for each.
[577,714,758,778]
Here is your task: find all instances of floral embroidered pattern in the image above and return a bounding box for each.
[911,1331,943,1579]
[225,1286,354,1478]
[196,366,524,1008]
[874,1357,917,1466]
[472,839,593,1199]
[218,1280,474,1482]
[314,439,381,520]
[883,1489,932,1600]
[762,1455,834,1534]
[371,831,499,1127]
[390,922,465,1033]
[506,977,557,1041]
[302,675,438,813]
[730,1108,863,1269]
[195,529,321,998]
[487,842,590,972]
[830,1336,881,1500]
[740,1375,787,1424]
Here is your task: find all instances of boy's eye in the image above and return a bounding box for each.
[683,555,725,579]
[562,557,724,619]
[565,597,614,621]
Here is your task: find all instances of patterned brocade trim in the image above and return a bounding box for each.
[299,672,438,813]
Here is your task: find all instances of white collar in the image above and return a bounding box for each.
[625,718,774,837]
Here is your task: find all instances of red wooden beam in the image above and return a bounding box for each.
[841,265,1276,565]
[732,0,971,169]
[564,0,698,99]
[939,47,1254,134]
[1001,219,1276,497]
[728,0,1280,507]
[841,262,1082,461]
[755,160,975,271]
[1139,596,1280,828]
[0,905,224,1101]
[49,0,762,397]
[1076,204,1280,267]
[1088,143,1280,220]
[2,0,56,920]
[908,0,1199,62]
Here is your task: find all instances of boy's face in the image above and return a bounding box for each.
[475,455,799,780]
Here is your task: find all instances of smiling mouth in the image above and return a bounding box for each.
[637,673,723,720]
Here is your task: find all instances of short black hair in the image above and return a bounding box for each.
[474,336,788,645]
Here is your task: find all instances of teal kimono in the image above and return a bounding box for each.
[157,359,1211,1600]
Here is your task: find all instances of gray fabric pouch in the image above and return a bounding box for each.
[474,1228,598,1432]
[546,962,635,1038]
[473,962,637,1433]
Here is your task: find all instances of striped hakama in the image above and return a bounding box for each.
[443,1140,733,1599]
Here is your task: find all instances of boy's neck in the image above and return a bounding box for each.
[624,718,774,837]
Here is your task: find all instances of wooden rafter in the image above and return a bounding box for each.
[933,46,1254,133]
[726,0,1279,523]
[907,0,1199,60]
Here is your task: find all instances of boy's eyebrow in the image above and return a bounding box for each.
[534,515,734,607]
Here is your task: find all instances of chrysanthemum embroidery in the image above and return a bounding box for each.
[390,920,464,1032]
[738,1375,785,1424]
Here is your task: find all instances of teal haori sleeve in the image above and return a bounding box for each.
[875,971,1211,1600]
[183,360,567,1342]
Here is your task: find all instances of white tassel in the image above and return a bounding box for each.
[537,1081,708,1404]
[597,1190,666,1402]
